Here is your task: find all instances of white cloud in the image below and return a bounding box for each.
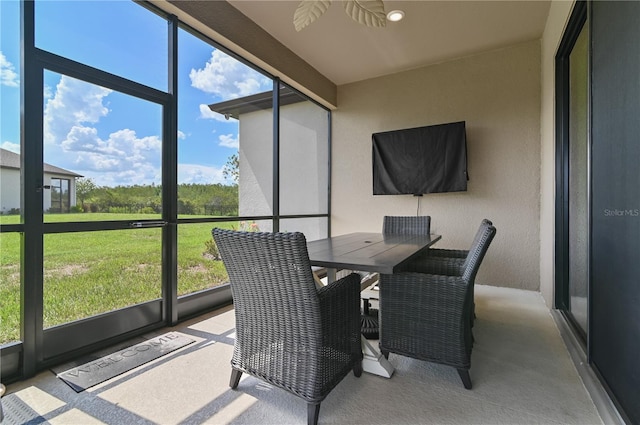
[218,133,239,149]
[44,76,111,146]
[0,52,19,87]
[178,163,225,185]
[190,49,271,99]
[42,75,162,186]
[177,130,186,140]
[43,84,54,100]
[1,142,20,153]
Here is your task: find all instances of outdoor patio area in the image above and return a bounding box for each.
[1,285,603,425]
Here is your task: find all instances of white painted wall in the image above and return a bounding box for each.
[539,0,575,306]
[1,168,78,213]
[333,40,542,290]
[238,101,329,239]
[238,110,273,223]
[0,168,20,213]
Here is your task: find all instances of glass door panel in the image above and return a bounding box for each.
[43,229,162,328]
[43,71,162,222]
[35,0,168,91]
[0,232,21,344]
[0,0,21,347]
[176,27,274,297]
[568,21,589,336]
[177,27,274,219]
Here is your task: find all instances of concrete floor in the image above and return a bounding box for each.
[1,285,604,425]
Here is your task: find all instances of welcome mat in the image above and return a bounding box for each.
[56,332,194,392]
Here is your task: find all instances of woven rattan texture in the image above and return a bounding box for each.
[382,216,431,235]
[421,219,493,261]
[212,229,362,404]
[379,224,496,372]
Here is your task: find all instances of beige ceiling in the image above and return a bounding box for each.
[227,0,552,86]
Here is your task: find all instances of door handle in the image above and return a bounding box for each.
[130,221,168,228]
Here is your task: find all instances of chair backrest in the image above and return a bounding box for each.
[383,215,431,235]
[212,228,322,338]
[462,224,496,282]
[461,219,493,268]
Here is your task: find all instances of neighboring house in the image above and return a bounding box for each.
[209,87,329,240]
[0,148,82,214]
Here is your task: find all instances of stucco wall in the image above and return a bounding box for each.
[238,101,329,239]
[332,40,541,290]
[0,170,77,213]
[539,0,575,306]
[0,168,21,212]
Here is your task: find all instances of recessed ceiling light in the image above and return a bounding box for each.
[386,10,405,22]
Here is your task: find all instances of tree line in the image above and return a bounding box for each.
[76,178,238,216]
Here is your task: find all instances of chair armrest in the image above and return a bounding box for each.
[380,272,471,322]
[379,272,473,369]
[406,256,466,276]
[427,248,469,259]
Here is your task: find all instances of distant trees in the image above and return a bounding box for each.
[75,177,98,210]
[76,182,238,216]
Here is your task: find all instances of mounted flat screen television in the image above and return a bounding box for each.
[372,121,468,195]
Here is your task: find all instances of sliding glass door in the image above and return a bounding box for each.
[567,11,589,337]
[555,1,589,342]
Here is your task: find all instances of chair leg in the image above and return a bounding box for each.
[457,368,472,389]
[229,369,242,389]
[308,402,321,425]
[381,349,389,360]
[353,360,363,377]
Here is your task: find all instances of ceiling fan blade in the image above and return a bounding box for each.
[343,0,386,28]
[294,0,332,32]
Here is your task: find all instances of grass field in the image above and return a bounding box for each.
[0,213,240,344]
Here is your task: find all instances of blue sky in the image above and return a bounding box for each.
[0,0,272,187]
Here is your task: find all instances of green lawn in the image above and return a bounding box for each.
[0,213,237,344]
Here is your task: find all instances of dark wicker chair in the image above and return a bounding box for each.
[409,219,494,326]
[378,224,496,389]
[359,216,432,338]
[212,229,363,425]
[423,219,492,260]
[382,215,431,235]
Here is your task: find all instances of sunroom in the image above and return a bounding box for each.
[0,1,638,424]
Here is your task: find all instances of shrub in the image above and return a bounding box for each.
[203,238,220,260]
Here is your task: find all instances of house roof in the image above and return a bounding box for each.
[208,86,305,119]
[0,148,83,178]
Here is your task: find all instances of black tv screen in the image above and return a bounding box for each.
[372,121,468,195]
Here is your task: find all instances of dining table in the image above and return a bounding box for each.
[306,231,442,377]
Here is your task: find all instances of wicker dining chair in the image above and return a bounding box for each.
[378,224,496,389]
[212,228,363,425]
[424,219,492,261]
[359,215,432,338]
[408,219,495,327]
[382,215,431,235]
